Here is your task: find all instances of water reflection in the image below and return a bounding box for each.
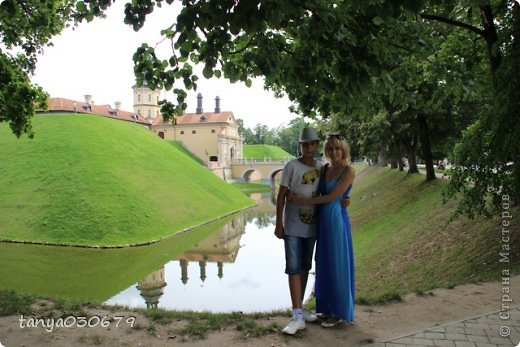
[108,192,311,313]
[0,192,313,313]
[133,213,247,309]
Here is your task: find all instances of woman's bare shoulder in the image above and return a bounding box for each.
[345,164,355,176]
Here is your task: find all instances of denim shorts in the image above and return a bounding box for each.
[284,235,316,274]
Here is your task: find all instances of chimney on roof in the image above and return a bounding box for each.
[196,93,203,114]
[215,96,221,113]
[84,95,92,105]
[114,101,121,110]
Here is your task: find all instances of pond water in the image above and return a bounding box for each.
[0,192,315,313]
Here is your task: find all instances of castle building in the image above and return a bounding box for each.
[41,87,243,180]
[132,82,161,122]
[41,95,149,124]
[151,93,243,180]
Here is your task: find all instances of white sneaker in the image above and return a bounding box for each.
[302,309,318,322]
[282,317,306,335]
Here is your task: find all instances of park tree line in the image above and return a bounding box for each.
[236,117,309,157]
[1,0,518,218]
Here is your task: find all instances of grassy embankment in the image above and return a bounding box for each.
[347,166,520,303]
[0,114,254,247]
[0,213,243,302]
[243,144,293,160]
[1,161,518,340]
[230,144,293,190]
[231,182,272,193]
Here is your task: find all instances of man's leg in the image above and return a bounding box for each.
[300,237,318,322]
[289,273,303,309]
[283,237,306,334]
[300,270,309,301]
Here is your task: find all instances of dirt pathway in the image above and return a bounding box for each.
[1,276,518,347]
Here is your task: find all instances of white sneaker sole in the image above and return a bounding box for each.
[282,323,306,335]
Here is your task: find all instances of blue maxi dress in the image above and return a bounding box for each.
[315,176,355,322]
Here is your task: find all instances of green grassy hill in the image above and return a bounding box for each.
[349,166,520,303]
[0,114,254,247]
[167,141,205,165]
[243,144,293,160]
[0,213,240,301]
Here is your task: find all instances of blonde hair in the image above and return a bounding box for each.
[324,136,351,166]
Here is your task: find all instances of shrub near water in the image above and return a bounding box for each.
[0,114,254,246]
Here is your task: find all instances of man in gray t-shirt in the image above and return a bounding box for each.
[280,158,322,237]
[274,127,321,335]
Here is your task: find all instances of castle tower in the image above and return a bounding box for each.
[136,267,167,309]
[132,82,161,122]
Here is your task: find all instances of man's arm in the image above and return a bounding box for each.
[274,186,289,239]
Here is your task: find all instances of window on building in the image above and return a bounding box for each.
[180,131,184,134]
[148,94,151,102]
[138,94,141,102]
[147,110,151,117]
[192,130,196,134]
[211,129,216,133]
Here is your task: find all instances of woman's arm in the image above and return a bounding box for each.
[290,166,355,205]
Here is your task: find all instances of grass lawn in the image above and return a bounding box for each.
[1,162,518,339]
[230,182,272,193]
[243,144,293,160]
[0,114,254,246]
[0,212,241,301]
[167,141,205,165]
[347,166,520,303]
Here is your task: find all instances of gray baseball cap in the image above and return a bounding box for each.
[299,127,319,143]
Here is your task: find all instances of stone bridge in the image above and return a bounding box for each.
[231,158,289,187]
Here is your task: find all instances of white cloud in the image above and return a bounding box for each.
[31,2,296,129]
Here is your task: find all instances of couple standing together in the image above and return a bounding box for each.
[274,127,355,335]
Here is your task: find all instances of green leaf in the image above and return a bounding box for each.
[203,65,213,79]
[372,16,384,25]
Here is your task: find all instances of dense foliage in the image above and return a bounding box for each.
[0,0,75,137]
[2,0,517,217]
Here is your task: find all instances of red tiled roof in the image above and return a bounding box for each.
[40,97,150,125]
[152,111,235,126]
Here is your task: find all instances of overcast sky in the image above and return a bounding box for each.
[31,1,296,129]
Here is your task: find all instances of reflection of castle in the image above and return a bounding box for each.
[136,267,167,309]
[249,192,277,213]
[177,214,245,284]
[136,214,246,308]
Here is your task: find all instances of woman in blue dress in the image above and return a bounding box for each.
[288,134,355,328]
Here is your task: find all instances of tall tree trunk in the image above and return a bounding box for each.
[398,158,404,172]
[479,5,501,85]
[417,114,436,181]
[403,135,419,174]
[407,150,419,174]
[377,140,387,166]
[389,141,401,170]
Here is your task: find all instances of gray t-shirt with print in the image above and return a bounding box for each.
[280,158,323,238]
